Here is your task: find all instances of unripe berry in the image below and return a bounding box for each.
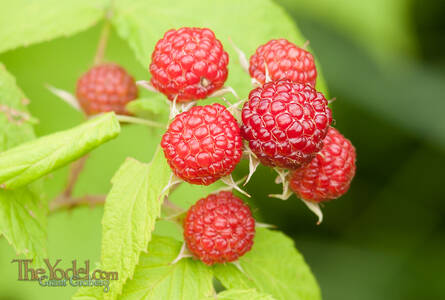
[76,63,138,115]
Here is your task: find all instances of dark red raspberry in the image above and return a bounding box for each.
[161,103,242,185]
[241,79,332,169]
[183,191,255,265]
[289,127,356,202]
[249,39,317,86]
[76,63,138,115]
[150,27,229,102]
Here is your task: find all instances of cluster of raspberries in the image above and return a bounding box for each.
[75,27,356,265]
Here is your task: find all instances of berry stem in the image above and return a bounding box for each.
[209,86,239,100]
[115,115,165,128]
[161,199,186,226]
[221,175,251,198]
[243,146,260,186]
[93,18,112,66]
[49,194,106,213]
[255,222,276,228]
[268,167,292,200]
[170,242,193,265]
[64,155,89,197]
[136,80,159,93]
[162,199,184,215]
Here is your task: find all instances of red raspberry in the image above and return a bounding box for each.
[76,63,138,115]
[249,39,317,86]
[150,27,229,102]
[183,191,255,265]
[161,103,242,185]
[289,127,356,202]
[241,79,332,169]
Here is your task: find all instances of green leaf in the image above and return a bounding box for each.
[126,96,169,120]
[0,183,47,263]
[73,293,101,300]
[0,64,47,263]
[214,229,321,300]
[71,263,108,300]
[0,0,109,54]
[0,112,120,189]
[0,63,35,152]
[119,235,214,300]
[99,151,171,300]
[212,289,276,300]
[111,0,329,98]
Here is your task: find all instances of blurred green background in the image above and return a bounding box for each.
[1,0,445,299]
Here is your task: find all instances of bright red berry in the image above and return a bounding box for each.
[289,127,356,202]
[241,79,332,169]
[249,39,317,87]
[150,27,229,102]
[161,103,242,185]
[76,63,138,115]
[183,191,255,265]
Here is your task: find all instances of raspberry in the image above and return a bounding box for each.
[183,191,255,265]
[249,39,317,86]
[150,27,229,102]
[241,79,332,169]
[76,63,138,115]
[161,103,242,185]
[289,127,356,202]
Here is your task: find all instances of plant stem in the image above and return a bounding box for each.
[115,114,165,128]
[49,194,106,213]
[93,20,111,65]
[64,155,89,197]
[161,198,186,227]
[163,198,184,215]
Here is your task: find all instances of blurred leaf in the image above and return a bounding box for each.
[73,292,102,300]
[301,23,445,150]
[0,0,109,54]
[72,263,107,300]
[0,112,120,189]
[0,183,47,263]
[346,147,445,250]
[0,64,46,263]
[0,63,35,151]
[100,152,171,300]
[126,95,168,119]
[211,289,276,300]
[276,0,416,62]
[119,235,214,300]
[111,0,329,98]
[293,237,403,300]
[214,228,321,300]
